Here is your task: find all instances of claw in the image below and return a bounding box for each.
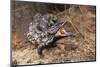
[37,47,43,55]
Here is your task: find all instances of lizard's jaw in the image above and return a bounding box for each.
[55,27,75,37]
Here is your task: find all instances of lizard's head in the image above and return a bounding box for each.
[48,20,76,38]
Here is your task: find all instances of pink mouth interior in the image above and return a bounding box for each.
[55,27,67,36]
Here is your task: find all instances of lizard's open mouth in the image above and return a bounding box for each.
[48,21,76,37]
[55,27,67,36]
[55,26,76,37]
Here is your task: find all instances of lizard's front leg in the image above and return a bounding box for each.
[37,43,46,56]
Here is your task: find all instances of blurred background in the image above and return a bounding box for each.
[11,1,96,65]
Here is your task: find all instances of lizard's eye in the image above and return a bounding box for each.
[48,15,57,26]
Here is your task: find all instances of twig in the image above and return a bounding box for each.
[54,6,61,12]
[67,6,84,38]
[78,6,87,40]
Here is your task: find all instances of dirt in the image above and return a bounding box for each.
[11,4,96,65]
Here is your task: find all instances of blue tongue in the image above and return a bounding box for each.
[65,32,76,37]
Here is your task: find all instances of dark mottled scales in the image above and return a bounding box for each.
[26,13,56,55]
